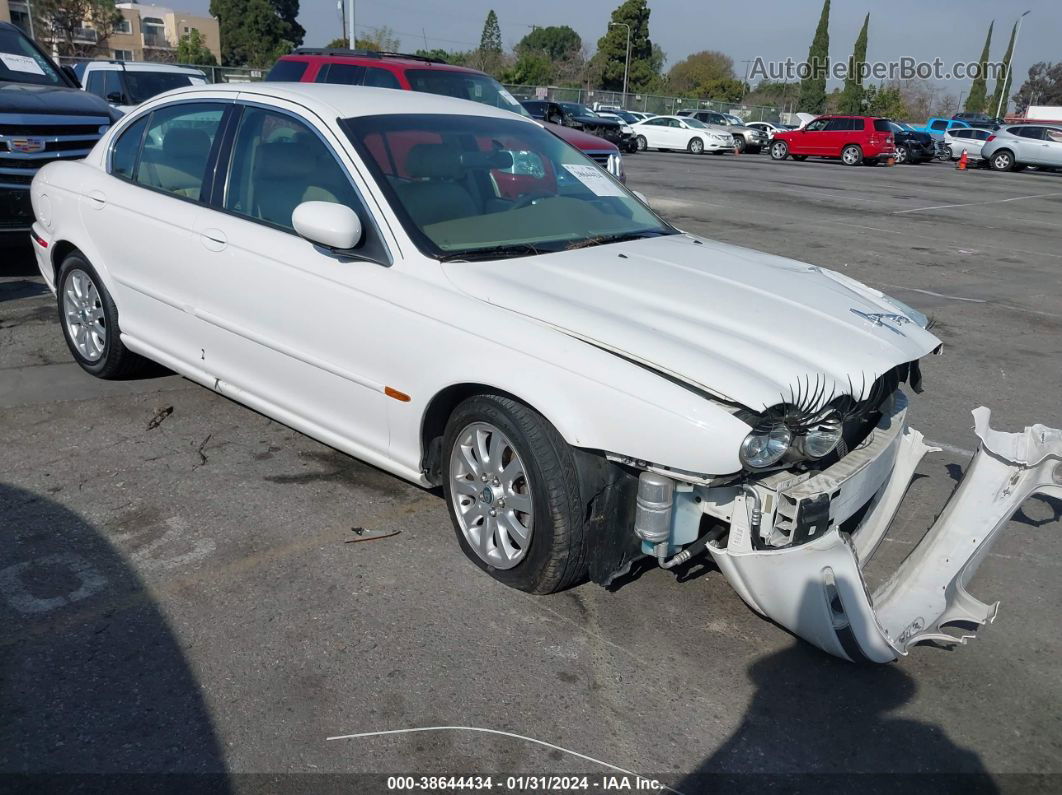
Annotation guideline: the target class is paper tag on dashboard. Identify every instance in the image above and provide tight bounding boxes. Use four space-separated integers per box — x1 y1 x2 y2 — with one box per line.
0 53 46 76
562 164 626 197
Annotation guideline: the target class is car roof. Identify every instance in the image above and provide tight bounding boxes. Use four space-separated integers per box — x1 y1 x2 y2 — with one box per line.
279 50 482 75
85 61 206 75
153 82 538 123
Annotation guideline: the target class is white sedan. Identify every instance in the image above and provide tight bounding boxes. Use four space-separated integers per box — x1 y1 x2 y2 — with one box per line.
29 83 1060 663
632 115 735 154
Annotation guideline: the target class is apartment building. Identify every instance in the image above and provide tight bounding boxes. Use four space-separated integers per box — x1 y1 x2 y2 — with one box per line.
0 1 221 64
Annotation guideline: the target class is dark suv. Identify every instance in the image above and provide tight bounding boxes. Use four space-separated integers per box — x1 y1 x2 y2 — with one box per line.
1 22 117 237
266 49 624 180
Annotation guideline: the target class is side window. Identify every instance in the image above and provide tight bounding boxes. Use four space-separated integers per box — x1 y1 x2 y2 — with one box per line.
103 70 124 102
930 120 948 131
110 115 149 179
85 71 105 98
1017 127 1045 139
135 103 225 200
223 107 361 232
805 119 828 132
975 130 992 140
364 67 400 88
1046 129 1062 143
824 118 851 131
265 59 309 82
953 130 970 139
318 63 365 85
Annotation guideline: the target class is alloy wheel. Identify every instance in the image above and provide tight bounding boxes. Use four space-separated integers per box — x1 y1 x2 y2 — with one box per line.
448 422 534 570
62 268 106 362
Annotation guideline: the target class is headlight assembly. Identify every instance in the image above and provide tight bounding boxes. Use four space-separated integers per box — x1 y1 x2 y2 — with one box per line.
797 411 843 459
739 422 792 468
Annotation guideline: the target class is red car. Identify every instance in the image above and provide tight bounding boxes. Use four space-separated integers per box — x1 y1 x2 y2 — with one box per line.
769 116 895 166
266 49 624 180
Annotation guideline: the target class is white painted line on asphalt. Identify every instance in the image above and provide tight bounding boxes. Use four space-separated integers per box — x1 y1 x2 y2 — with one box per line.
891 191 1062 214
327 726 686 794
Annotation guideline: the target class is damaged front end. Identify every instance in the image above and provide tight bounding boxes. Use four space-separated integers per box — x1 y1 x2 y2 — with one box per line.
626 392 1062 662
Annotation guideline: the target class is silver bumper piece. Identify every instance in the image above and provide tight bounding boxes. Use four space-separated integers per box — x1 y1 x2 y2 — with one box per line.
708 407 1062 662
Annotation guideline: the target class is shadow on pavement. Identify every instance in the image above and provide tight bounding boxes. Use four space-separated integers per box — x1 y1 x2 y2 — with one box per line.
674 583 998 795
0 482 229 789
1 237 39 278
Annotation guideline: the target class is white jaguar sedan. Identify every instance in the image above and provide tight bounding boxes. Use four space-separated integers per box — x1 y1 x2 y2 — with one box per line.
631 115 734 154
30 84 1060 663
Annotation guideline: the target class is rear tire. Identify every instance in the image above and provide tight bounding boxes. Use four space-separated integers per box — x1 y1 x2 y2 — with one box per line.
57 253 149 379
688 137 704 154
733 136 746 154
635 136 647 151
895 145 910 165
841 144 864 166
990 150 1015 171
442 395 587 595
770 141 789 160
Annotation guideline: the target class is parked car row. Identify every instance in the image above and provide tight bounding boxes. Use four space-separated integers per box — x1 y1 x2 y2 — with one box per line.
31 73 1057 665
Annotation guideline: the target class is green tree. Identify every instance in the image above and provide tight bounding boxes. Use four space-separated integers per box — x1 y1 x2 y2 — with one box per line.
516 26 581 61
865 83 907 119
837 13 869 114
271 0 304 49
480 9 502 53
989 21 1017 118
210 0 296 67
594 0 660 93
35 0 123 57
667 51 734 95
1013 62 1062 114
964 21 994 113
798 0 830 113
176 28 217 65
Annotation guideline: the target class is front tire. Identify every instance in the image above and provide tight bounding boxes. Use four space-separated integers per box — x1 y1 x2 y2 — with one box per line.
57 253 148 379
443 395 586 594
841 144 864 166
688 137 704 154
770 141 789 160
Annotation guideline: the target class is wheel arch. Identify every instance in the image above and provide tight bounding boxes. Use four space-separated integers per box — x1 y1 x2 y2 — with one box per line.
420 382 546 486
50 239 81 285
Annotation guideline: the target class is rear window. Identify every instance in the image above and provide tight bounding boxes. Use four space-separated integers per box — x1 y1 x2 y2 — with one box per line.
265 59 309 82
873 119 892 132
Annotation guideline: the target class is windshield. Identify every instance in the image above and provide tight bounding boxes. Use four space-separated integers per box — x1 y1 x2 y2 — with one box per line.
404 68 529 117
724 114 743 125
560 103 596 117
342 113 675 259
684 118 709 129
122 71 197 104
0 26 65 87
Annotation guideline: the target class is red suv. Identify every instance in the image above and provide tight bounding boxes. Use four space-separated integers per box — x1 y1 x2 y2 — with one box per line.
266 49 624 180
769 116 895 166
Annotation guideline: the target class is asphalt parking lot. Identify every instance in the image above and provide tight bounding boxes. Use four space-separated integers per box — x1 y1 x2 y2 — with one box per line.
2 154 1060 791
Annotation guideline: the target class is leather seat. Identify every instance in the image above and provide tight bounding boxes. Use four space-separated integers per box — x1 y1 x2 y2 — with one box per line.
138 127 212 198
392 143 478 227
251 142 344 228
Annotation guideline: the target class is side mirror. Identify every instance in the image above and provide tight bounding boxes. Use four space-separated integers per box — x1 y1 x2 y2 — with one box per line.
292 201 363 251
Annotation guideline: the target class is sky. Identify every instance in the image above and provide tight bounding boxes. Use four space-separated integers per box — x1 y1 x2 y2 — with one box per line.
177 0 1057 101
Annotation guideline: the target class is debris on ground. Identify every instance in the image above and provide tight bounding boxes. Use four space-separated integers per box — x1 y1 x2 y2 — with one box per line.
146 406 174 430
344 527 402 544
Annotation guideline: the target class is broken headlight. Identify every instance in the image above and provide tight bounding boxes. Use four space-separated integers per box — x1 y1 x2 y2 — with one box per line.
739 422 791 468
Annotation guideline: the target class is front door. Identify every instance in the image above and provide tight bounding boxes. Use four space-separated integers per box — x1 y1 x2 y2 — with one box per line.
792 118 828 155
191 101 393 459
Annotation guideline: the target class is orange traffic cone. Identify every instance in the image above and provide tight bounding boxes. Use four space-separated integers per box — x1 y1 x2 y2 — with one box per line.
956 150 968 170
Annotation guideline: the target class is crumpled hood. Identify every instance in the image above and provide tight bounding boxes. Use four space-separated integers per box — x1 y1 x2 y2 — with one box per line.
442 234 941 410
0 81 114 117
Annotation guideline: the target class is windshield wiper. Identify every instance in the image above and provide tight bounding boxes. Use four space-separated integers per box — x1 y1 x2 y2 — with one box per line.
565 230 673 250
437 243 545 262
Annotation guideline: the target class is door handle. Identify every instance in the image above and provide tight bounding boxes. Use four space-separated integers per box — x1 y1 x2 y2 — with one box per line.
86 189 106 209
200 228 227 252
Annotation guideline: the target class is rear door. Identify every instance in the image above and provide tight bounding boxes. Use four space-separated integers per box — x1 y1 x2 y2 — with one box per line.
1043 128 1062 167
1013 126 1049 164
821 117 854 156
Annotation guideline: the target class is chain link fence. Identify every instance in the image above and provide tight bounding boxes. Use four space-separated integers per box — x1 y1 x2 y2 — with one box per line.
502 85 780 123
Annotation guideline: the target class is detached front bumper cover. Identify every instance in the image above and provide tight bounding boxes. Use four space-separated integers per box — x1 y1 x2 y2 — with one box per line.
709 408 1062 663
